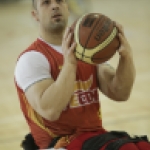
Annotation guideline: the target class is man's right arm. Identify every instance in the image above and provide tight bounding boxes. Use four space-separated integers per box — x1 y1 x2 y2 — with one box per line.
17 28 77 121
25 62 76 121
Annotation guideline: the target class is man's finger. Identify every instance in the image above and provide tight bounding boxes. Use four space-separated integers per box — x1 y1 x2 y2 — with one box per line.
115 22 125 36
63 27 70 40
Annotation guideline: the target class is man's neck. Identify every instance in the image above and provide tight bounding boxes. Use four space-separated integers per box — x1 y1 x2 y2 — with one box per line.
40 30 64 46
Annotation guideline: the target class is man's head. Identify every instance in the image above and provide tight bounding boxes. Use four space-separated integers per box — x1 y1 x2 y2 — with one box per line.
32 0 69 34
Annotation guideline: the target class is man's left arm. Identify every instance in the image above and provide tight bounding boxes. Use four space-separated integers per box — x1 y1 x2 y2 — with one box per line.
97 23 136 101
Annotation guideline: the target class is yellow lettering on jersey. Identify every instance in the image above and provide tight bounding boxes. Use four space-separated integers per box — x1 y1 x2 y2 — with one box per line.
70 95 80 107
59 65 62 70
98 109 102 119
74 75 93 92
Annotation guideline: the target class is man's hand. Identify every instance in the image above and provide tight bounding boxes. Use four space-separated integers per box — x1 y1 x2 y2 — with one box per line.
116 23 133 59
62 27 77 66
97 22 136 101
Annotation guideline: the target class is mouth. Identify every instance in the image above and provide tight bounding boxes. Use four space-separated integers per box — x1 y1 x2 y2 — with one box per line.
52 13 62 19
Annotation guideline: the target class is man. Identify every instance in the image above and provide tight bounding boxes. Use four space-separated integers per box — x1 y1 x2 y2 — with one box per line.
15 0 149 150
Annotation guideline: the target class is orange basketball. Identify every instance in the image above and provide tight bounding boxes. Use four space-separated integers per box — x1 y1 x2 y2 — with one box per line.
70 13 120 64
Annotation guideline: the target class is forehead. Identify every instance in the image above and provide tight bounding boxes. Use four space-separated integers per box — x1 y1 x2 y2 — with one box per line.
36 0 67 3
34 0 68 9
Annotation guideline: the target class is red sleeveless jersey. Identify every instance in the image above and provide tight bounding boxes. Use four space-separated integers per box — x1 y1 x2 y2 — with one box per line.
15 39 103 149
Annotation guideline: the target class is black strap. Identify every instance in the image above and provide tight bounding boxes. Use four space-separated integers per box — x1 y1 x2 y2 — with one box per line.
105 135 150 150
22 132 149 150
21 133 39 150
47 136 61 148
82 131 130 150
21 133 61 150
105 138 132 150
132 135 150 143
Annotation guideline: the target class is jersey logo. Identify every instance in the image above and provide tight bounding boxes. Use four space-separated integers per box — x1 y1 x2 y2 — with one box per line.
67 75 99 109
59 66 62 70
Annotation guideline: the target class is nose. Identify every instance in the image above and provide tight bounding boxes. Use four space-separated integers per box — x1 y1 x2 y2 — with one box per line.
51 0 60 10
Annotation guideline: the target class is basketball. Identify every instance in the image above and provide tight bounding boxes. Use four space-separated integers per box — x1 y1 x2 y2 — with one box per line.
70 13 120 64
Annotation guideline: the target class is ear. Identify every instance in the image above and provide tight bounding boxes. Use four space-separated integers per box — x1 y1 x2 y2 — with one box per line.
32 9 39 22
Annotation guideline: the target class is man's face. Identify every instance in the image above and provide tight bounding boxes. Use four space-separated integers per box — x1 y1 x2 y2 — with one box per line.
33 0 69 33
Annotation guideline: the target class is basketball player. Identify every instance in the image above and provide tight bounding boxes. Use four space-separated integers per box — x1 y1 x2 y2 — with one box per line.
14 0 150 150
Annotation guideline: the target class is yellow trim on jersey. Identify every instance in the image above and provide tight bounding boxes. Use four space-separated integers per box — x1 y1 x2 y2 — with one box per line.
98 108 102 120
22 94 57 138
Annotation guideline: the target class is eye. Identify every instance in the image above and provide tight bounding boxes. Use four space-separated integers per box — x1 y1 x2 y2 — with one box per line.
56 0 63 3
43 0 50 5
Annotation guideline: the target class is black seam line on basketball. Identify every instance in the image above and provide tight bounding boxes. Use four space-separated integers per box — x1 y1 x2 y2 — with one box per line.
93 55 113 59
92 56 111 60
82 15 104 58
92 27 118 59
76 50 112 59
81 15 105 59
93 45 116 60
97 28 117 51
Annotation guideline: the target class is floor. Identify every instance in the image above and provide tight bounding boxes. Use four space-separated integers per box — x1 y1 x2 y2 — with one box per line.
0 0 150 149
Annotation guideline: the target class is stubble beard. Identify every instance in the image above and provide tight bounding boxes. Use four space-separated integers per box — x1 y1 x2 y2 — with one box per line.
47 19 67 34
